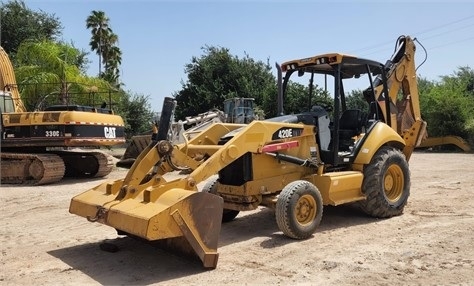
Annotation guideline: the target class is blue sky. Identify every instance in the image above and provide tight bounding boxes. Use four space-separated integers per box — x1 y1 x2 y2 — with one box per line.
22 0 474 111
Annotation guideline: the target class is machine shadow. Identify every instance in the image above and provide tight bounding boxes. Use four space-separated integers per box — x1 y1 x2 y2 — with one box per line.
219 203 379 249
49 203 379 284
52 176 107 186
0 176 106 188
48 237 205 285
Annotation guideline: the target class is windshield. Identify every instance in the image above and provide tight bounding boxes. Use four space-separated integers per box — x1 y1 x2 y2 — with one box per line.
0 92 15 113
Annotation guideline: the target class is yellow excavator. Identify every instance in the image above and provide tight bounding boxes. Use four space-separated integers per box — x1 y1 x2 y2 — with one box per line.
0 46 125 185
70 35 426 268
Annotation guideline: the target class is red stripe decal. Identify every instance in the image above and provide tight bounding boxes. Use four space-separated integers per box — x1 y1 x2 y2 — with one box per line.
261 141 299 153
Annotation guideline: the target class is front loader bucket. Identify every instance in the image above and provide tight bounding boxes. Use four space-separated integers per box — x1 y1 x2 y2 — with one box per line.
69 181 224 268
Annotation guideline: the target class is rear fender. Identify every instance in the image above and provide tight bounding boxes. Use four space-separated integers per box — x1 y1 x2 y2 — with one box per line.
354 122 405 165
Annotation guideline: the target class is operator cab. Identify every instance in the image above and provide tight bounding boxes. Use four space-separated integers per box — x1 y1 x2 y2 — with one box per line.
0 91 16 113
278 53 388 169
223 97 256 124
0 91 16 135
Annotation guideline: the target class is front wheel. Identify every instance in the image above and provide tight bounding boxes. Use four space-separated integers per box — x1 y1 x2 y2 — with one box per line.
358 146 410 218
276 180 323 239
202 178 240 222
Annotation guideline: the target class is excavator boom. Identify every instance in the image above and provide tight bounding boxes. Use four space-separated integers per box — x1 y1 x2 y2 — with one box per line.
0 47 26 112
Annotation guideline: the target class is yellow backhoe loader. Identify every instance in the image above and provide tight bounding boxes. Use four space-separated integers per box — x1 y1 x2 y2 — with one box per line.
70 35 426 268
0 46 125 185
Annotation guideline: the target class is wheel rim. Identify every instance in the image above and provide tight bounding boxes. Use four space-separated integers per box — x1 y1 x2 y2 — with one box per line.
384 164 404 203
295 194 317 225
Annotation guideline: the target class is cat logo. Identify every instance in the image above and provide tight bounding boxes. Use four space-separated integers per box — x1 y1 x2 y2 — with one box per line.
104 126 116 139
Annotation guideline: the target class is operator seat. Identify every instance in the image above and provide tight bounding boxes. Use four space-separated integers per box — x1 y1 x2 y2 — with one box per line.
339 109 367 151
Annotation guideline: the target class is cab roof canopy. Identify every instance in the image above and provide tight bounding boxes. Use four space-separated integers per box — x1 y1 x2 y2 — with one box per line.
281 53 385 79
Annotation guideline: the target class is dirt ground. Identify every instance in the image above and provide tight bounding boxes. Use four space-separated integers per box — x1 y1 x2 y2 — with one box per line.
1 152 473 285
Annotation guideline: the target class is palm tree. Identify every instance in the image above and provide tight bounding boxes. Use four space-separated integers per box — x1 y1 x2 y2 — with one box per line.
101 32 122 85
86 10 111 76
103 44 122 86
86 10 122 84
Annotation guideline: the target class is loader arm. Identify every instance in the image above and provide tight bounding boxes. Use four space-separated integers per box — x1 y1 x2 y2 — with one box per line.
113 119 317 200
176 120 316 192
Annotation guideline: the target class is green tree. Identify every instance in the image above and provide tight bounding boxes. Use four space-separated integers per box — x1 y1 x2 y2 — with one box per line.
86 10 121 85
417 76 435 98
0 0 62 57
271 81 331 117
422 90 468 137
15 40 115 110
419 67 474 142
86 10 109 75
174 46 275 119
440 66 474 97
101 44 122 84
345 89 367 111
116 92 154 137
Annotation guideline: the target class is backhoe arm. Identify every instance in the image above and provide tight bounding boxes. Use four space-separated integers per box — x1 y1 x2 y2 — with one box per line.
373 36 427 160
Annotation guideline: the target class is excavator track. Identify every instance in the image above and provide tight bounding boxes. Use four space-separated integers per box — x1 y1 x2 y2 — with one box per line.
0 153 65 185
54 150 114 178
1 150 114 185
90 151 114 178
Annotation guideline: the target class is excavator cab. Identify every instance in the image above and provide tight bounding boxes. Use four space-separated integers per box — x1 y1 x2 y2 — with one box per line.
223 97 256 123
0 91 15 113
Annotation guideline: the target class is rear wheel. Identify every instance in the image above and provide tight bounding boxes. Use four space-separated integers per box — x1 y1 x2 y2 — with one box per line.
358 146 410 218
276 180 323 239
202 178 240 222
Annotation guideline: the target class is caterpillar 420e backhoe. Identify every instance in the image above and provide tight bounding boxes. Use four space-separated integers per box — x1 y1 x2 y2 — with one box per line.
70 35 426 268
0 46 125 185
